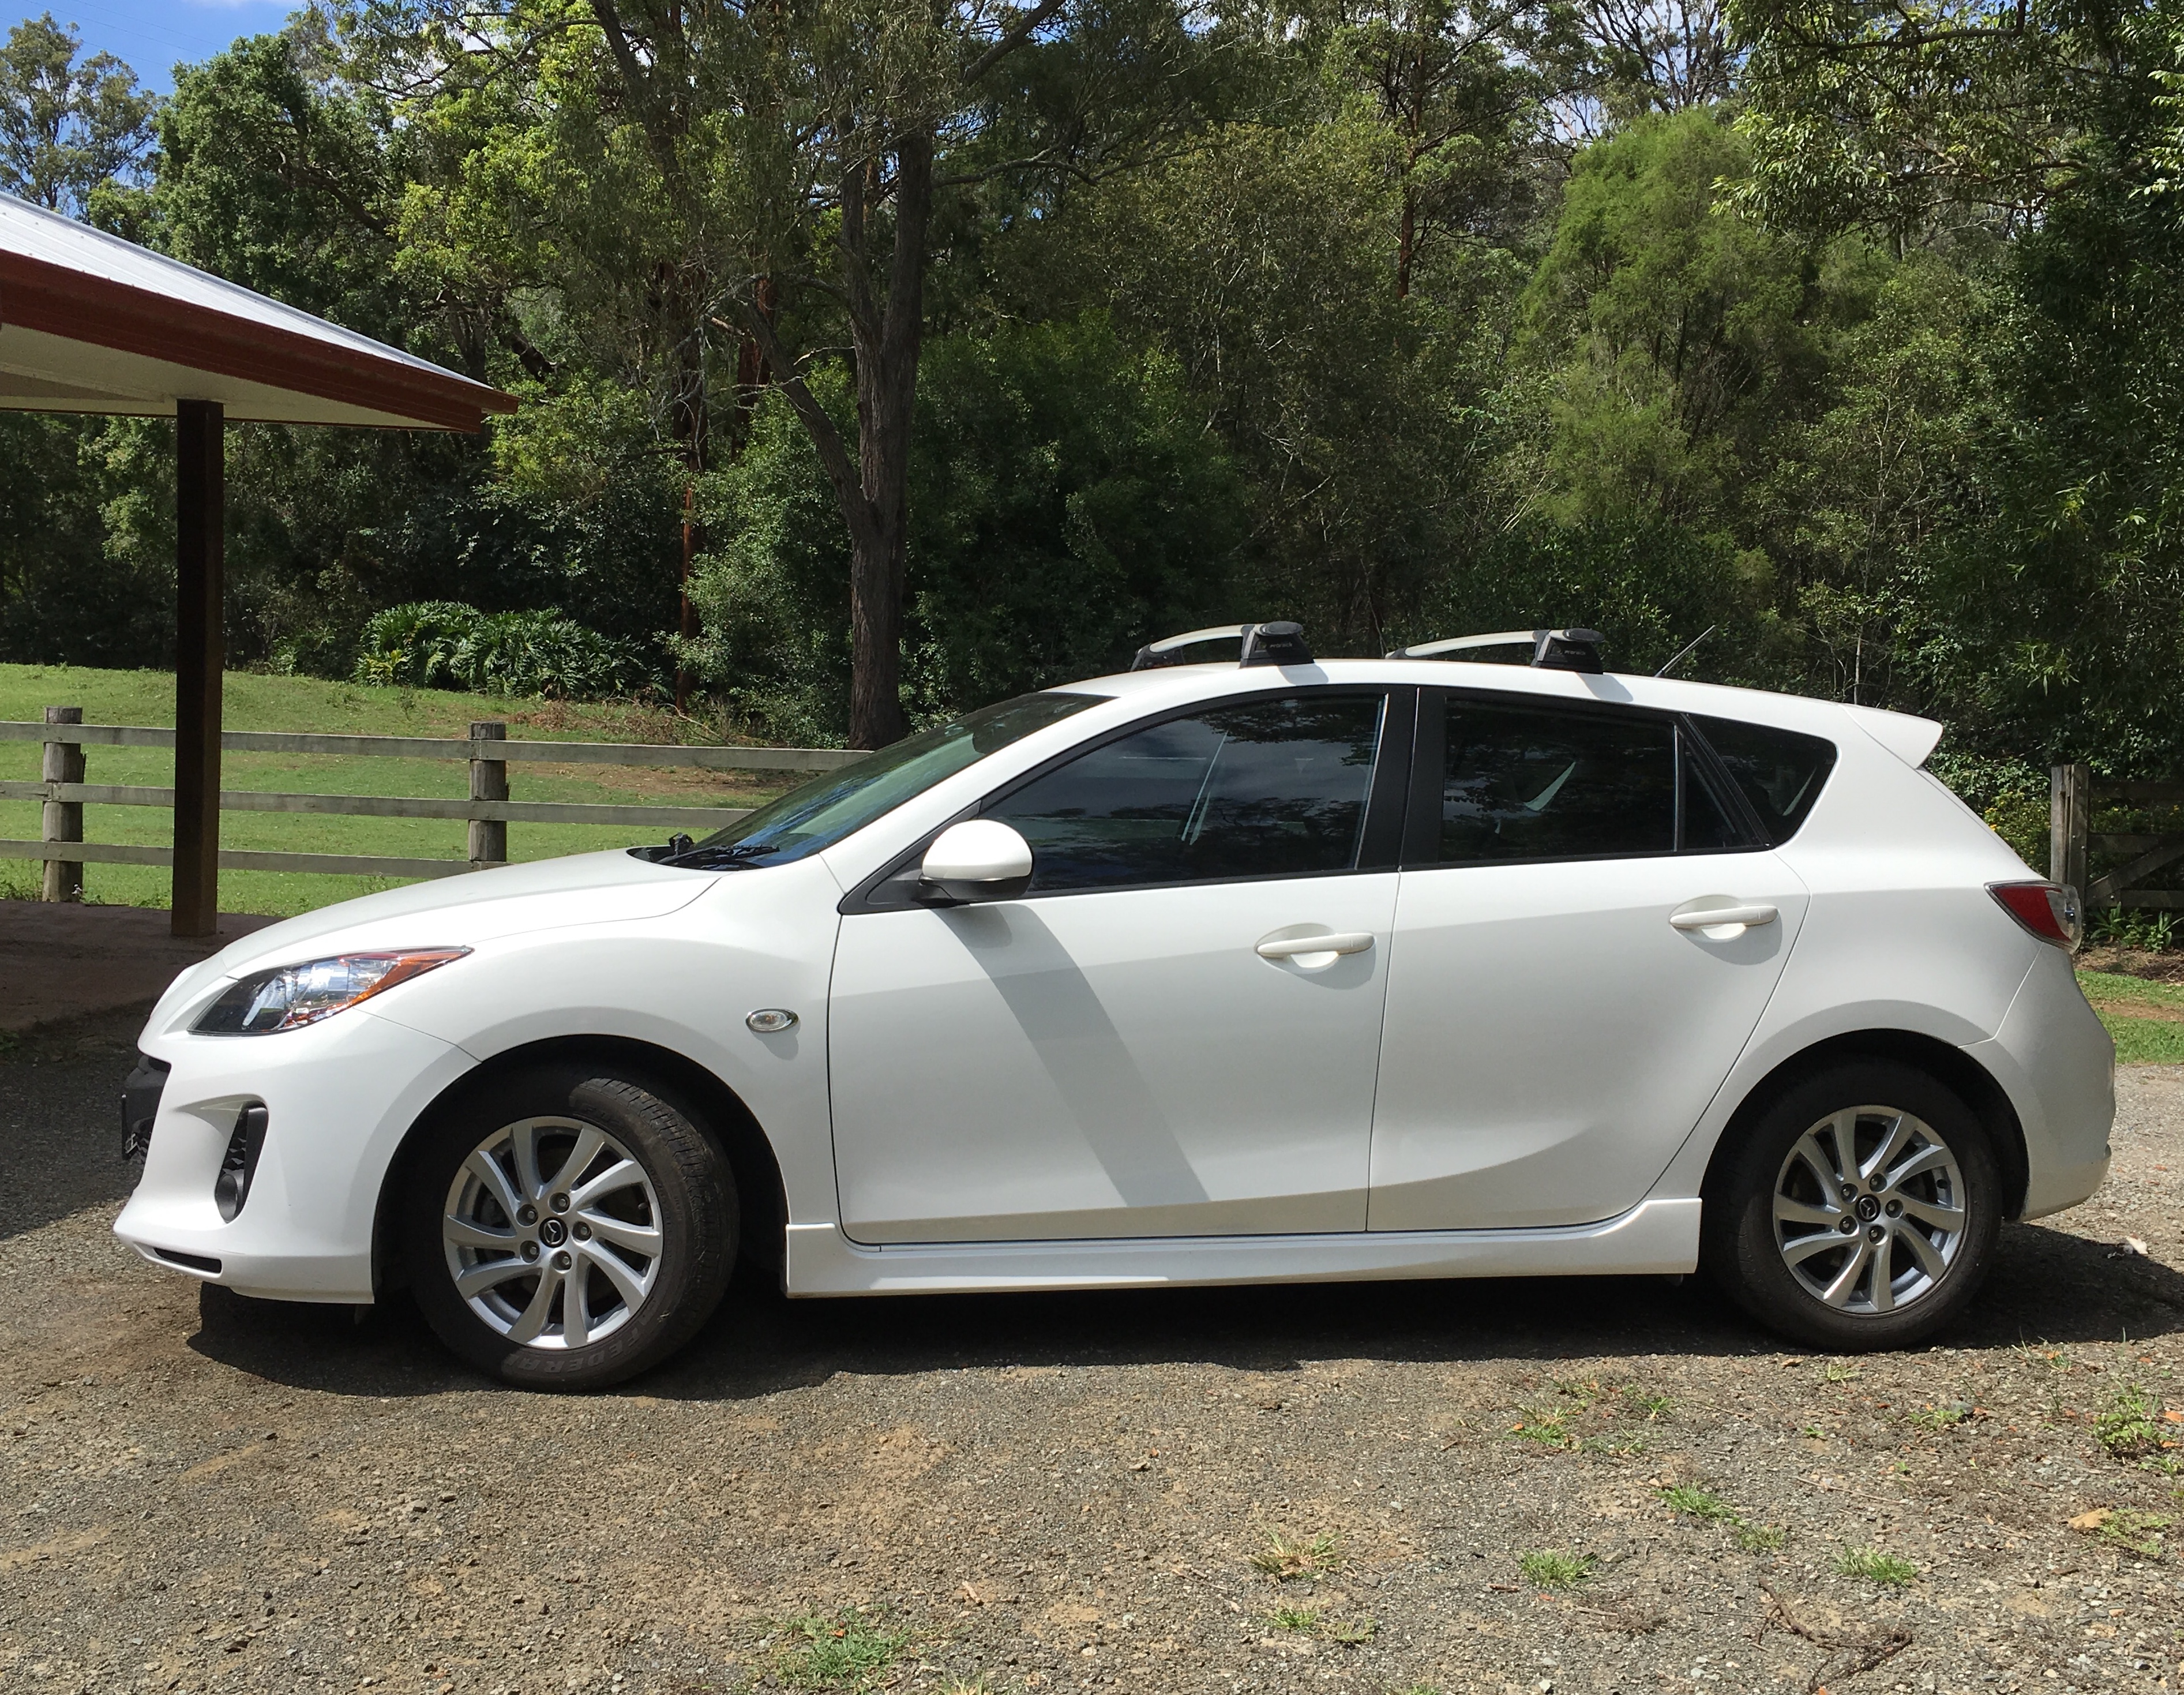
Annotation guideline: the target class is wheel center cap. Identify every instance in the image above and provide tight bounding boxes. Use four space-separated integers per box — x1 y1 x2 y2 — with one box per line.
1855 1195 1881 1222
539 1217 568 1247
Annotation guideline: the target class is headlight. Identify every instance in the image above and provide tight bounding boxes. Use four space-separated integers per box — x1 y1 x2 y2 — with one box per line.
193 949 470 1035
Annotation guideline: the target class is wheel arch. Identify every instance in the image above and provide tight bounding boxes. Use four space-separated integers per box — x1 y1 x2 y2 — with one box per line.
370 1035 789 1299
1700 1030 2030 1221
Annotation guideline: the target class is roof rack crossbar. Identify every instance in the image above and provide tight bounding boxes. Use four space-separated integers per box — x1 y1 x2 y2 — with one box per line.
1386 627 1607 675
1131 621 1314 670
1384 629 1541 660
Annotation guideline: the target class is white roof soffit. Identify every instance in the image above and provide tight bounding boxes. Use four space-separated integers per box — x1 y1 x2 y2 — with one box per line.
0 193 516 432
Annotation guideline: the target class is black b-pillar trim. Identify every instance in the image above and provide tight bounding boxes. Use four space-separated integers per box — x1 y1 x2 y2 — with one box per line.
172 399 224 939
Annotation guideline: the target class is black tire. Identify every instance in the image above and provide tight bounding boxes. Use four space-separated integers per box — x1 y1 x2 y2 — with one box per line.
403 1065 735 1390
1701 1059 2001 1352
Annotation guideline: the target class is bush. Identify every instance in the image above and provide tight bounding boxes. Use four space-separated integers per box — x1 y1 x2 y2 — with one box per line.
354 601 662 700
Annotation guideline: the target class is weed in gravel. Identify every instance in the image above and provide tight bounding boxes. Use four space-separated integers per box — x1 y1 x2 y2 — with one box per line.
1834 1547 1918 1586
1518 1549 1596 1588
1661 1485 1735 1521
1267 1604 1319 1633
1662 1485 1785 1552
1909 1402 1973 1430
1251 1527 1341 1580
1823 1361 1861 1384
1326 1617 1379 1644
2095 1385 2169 1461
1506 1409 1577 1449
2097 1510 2172 1557
775 1610 913 1690
1624 1387 1673 1421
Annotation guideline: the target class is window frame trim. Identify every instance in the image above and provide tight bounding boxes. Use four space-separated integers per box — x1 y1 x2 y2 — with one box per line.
838 684 1419 914
1401 685 1774 872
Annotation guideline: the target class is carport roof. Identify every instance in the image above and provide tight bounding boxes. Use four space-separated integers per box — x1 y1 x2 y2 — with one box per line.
0 192 516 432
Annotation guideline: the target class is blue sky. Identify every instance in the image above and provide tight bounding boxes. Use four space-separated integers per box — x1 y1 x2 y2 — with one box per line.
11 0 294 95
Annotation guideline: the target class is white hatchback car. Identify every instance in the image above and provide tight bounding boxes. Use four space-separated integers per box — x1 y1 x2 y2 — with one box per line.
116 624 2113 1387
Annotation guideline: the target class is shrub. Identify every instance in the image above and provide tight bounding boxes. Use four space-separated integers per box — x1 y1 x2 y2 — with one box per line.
354 601 662 700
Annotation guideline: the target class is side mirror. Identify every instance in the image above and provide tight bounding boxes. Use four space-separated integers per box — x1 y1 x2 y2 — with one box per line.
918 820 1033 905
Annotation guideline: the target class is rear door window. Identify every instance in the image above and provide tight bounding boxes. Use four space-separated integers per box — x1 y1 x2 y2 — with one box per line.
1426 695 1755 864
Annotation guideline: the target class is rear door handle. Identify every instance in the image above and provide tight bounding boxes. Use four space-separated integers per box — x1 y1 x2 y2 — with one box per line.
1669 903 1778 932
1256 931 1375 959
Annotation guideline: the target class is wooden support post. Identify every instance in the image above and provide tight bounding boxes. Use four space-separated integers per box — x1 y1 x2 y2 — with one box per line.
172 399 224 937
2051 762 2091 895
40 705 84 902
468 721 508 868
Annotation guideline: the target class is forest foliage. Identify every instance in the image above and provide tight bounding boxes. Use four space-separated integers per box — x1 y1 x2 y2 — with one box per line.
1 0 2181 772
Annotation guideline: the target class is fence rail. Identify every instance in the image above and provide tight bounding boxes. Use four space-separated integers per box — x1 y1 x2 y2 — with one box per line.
3 711 854 893
2051 763 2184 908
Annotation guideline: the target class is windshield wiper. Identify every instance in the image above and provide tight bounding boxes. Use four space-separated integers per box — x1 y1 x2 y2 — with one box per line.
663 840 774 870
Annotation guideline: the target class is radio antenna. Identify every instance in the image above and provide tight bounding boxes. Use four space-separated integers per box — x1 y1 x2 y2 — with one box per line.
1654 626 1715 678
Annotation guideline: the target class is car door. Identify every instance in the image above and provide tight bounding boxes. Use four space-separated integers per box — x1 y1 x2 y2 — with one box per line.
828 687 1411 1243
1368 689 1815 1231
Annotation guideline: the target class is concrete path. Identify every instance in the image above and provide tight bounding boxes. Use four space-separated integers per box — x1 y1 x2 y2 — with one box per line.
0 901 279 1032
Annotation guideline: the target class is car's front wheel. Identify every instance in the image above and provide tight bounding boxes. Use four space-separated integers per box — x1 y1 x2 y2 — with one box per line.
403 1065 735 1390
1703 1059 2002 1351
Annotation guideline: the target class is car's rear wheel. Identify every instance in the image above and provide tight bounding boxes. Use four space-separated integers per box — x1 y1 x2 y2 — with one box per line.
403 1066 735 1390
1703 1059 2001 1351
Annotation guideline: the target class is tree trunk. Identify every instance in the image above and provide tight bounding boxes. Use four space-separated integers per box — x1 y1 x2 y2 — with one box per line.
842 132 933 749
666 288 711 713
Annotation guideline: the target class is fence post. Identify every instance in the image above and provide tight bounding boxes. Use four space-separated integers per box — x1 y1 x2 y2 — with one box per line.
468 721 508 869
41 705 84 902
2051 762 2091 894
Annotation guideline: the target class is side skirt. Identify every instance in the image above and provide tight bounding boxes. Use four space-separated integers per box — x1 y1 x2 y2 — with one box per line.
782 1197 1701 1296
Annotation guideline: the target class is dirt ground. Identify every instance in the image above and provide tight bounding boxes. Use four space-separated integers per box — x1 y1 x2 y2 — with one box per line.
3 1008 2181 1695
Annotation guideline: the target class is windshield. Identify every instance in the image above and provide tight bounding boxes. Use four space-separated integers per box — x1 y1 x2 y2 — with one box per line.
676 692 1104 868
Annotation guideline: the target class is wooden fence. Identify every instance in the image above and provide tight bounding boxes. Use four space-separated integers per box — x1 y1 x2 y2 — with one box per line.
2050 763 2184 907
2 710 857 898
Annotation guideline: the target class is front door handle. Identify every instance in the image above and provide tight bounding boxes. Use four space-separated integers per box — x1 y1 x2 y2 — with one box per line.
1669 902 1778 933
1256 931 1376 959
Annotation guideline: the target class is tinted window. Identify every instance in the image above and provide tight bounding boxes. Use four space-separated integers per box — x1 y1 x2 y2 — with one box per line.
990 693 1386 892
1439 700 1676 862
1691 715 1838 845
683 692 1099 867
1681 749 1746 852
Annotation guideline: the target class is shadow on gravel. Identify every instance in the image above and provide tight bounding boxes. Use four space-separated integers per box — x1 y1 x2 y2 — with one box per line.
183 1216 2184 1402
0 1006 147 1242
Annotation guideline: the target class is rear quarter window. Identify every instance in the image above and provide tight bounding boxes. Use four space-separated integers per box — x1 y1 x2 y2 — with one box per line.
1690 715 1838 845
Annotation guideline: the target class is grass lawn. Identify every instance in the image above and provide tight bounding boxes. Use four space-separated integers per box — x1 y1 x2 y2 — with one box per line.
1 663 802 916
2074 968 2184 1064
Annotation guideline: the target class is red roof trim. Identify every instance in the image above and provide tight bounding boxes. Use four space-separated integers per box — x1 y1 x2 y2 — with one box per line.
0 250 518 432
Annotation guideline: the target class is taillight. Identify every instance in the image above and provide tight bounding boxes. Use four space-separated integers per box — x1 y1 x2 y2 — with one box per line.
1989 882 2084 950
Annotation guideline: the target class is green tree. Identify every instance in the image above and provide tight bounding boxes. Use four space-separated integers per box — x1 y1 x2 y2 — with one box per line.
1519 110 1823 530
685 313 1246 737
0 13 156 218
397 0 1217 745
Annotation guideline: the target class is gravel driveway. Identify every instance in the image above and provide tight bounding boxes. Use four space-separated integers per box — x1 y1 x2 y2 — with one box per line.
3 1008 2181 1695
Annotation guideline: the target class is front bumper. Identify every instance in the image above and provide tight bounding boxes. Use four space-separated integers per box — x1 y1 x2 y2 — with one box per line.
114 1007 475 1303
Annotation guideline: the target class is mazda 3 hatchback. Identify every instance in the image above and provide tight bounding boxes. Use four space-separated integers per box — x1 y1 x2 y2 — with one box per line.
115 624 2114 1387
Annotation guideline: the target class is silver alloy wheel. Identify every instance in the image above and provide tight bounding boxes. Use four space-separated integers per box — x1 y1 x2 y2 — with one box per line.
1773 1104 1968 1316
441 1115 664 1349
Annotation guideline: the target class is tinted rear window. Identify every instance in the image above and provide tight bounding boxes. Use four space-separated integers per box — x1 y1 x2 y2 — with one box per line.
1691 715 1838 845
1440 699 1677 862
